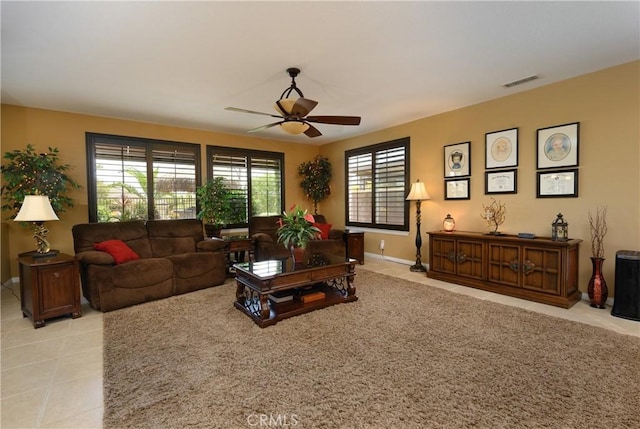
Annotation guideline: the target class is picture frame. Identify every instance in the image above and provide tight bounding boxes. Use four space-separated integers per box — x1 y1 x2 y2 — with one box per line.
536 169 579 198
536 122 579 169
445 178 470 200
485 169 517 194
485 128 518 169
444 141 471 177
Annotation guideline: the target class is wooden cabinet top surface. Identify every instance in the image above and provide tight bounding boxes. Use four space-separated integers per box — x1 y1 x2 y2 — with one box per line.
427 230 582 246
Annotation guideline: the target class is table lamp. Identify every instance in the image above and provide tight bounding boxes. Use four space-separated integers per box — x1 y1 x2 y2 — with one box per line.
14 195 60 258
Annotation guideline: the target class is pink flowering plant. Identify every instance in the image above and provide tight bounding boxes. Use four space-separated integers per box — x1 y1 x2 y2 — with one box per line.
277 205 320 249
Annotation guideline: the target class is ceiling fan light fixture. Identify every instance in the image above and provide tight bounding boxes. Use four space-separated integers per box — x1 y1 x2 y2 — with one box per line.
273 98 296 116
280 121 309 135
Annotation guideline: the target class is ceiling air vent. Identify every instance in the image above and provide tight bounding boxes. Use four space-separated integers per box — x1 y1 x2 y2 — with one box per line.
502 74 539 88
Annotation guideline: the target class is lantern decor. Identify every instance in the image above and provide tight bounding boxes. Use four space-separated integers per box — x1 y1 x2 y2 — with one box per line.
551 213 569 241
443 214 455 232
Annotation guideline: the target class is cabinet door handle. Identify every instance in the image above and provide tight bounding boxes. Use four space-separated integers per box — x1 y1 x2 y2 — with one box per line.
447 251 456 263
53 272 60 278
523 260 536 275
509 260 519 272
456 252 467 264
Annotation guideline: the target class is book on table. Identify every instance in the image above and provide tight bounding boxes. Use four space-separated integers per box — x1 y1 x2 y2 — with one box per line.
268 290 294 303
295 291 326 303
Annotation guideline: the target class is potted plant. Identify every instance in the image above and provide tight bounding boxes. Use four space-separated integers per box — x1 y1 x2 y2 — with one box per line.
587 206 608 308
298 155 332 215
196 177 233 238
1 144 80 218
277 205 320 261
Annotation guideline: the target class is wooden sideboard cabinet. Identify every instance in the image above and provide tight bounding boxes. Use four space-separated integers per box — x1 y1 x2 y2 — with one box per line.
18 253 82 328
427 231 582 308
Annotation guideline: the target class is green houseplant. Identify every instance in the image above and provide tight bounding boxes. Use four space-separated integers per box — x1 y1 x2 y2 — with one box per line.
297 155 332 215
196 177 233 237
277 205 320 251
1 144 80 218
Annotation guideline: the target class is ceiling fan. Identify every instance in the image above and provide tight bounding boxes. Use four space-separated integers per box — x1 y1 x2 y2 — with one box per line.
225 67 361 138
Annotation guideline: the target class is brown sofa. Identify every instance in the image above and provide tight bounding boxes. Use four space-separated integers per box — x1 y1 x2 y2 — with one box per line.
249 214 346 261
72 219 227 312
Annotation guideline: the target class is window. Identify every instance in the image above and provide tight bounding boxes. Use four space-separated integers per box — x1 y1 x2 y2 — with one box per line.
345 138 410 230
206 146 284 227
86 133 201 222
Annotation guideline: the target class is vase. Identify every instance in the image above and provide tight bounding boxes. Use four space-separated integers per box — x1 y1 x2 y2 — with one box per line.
588 257 608 309
290 246 306 265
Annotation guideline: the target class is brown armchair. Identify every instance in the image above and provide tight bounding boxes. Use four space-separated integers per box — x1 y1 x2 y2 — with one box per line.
249 214 346 262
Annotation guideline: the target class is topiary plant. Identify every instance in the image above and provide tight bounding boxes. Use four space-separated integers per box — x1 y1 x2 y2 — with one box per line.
297 155 332 214
1 144 80 218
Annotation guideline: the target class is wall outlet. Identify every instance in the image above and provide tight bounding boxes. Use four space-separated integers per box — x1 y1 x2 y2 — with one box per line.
379 240 385 250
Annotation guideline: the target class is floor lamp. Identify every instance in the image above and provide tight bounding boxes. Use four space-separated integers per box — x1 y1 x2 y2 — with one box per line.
406 179 430 272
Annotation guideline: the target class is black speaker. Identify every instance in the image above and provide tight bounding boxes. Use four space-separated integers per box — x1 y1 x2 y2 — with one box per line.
611 250 640 321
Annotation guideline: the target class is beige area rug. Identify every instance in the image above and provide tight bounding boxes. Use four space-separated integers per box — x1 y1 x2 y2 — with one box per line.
104 270 640 429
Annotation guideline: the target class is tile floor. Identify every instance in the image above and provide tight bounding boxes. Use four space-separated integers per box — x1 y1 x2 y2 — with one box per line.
2 258 638 428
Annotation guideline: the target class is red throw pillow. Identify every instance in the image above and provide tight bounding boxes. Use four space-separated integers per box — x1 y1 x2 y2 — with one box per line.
93 239 140 264
313 223 332 240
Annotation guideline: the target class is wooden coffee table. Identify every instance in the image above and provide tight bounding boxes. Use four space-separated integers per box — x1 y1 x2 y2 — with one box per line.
233 253 358 327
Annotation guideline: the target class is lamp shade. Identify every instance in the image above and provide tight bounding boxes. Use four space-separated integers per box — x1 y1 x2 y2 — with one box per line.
279 121 310 135
14 195 59 222
406 180 431 201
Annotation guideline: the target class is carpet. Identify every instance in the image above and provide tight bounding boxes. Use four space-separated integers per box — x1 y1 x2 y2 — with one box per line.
103 270 640 429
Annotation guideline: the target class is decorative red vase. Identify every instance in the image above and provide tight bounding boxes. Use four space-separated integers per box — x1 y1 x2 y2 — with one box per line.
588 257 608 309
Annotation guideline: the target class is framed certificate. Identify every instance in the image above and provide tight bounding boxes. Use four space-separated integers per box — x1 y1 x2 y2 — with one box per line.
485 128 518 169
536 169 578 198
485 169 517 194
445 178 470 200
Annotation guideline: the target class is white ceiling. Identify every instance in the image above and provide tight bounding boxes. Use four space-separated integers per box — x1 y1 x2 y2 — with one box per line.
2 1 639 145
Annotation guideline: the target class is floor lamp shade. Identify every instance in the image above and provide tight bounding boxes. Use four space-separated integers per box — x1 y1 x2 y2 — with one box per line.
406 180 430 272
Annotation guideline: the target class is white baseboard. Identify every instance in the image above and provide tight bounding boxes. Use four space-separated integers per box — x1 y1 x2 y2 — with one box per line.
364 252 418 267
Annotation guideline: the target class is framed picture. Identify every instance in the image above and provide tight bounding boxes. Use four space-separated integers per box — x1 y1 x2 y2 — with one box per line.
444 141 471 177
485 169 517 194
536 169 579 198
485 128 518 169
537 122 579 169
445 178 470 200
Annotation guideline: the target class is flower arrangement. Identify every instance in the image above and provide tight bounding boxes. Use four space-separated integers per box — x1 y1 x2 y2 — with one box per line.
277 205 320 249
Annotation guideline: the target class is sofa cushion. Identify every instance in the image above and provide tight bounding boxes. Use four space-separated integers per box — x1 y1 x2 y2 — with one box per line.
72 221 153 258
313 222 332 240
146 219 204 257
94 239 140 264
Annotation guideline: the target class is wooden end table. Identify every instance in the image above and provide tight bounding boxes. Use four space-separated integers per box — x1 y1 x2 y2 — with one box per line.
18 253 81 328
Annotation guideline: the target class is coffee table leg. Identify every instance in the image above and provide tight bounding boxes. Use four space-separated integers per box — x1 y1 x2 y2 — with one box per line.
235 281 245 305
259 294 270 320
346 275 356 297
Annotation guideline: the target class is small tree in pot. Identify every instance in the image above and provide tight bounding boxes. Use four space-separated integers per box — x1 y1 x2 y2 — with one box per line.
1 144 80 218
298 155 332 215
196 177 233 238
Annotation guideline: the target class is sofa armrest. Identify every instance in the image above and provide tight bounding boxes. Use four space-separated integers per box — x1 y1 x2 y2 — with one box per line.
252 233 274 243
75 250 115 265
328 229 344 240
197 238 226 252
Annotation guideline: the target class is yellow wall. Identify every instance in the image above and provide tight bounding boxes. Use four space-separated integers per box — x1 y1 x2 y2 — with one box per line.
0 107 320 277
2 61 638 297
320 61 640 295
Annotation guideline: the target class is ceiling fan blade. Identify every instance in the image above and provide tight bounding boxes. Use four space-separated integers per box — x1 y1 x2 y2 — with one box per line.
304 124 323 138
306 115 361 126
247 121 283 133
290 98 318 117
225 107 283 119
